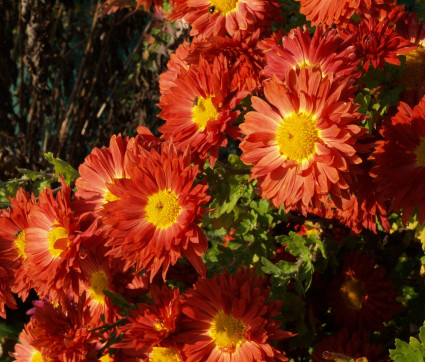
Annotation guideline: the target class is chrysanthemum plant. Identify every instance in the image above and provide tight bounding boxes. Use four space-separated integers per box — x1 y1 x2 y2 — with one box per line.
2 0 425 361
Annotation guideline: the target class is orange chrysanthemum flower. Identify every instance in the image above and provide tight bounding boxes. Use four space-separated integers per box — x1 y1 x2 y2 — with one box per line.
328 252 401 330
102 141 210 280
23 178 83 304
177 269 293 361
295 0 362 27
345 17 415 71
240 67 364 214
169 0 281 38
11 321 50 362
312 328 383 362
117 284 181 356
371 99 425 224
28 295 100 361
263 26 360 85
158 55 241 166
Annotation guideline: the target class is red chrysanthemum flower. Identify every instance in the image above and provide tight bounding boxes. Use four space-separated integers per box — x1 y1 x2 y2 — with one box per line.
28 294 100 361
263 25 360 86
295 0 362 27
169 0 281 38
176 269 293 361
117 284 181 356
11 321 50 362
396 12 425 105
23 178 83 304
240 67 364 214
328 251 401 330
101 141 210 280
371 99 425 224
345 17 414 71
158 55 241 166
312 328 383 362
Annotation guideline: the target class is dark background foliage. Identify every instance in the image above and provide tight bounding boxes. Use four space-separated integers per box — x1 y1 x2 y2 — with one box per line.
0 0 189 181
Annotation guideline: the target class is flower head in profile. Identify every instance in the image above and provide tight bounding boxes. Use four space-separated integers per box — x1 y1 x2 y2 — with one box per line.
371 98 425 224
346 17 414 71
158 55 241 166
169 0 281 38
102 141 210 280
176 269 293 361
240 67 364 214
11 321 50 362
328 251 401 330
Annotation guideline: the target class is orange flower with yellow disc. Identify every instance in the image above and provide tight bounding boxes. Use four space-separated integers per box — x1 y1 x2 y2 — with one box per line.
240 67 364 215
176 269 293 361
101 141 210 280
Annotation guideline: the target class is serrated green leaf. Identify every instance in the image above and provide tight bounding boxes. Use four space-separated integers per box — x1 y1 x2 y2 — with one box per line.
261 257 282 276
389 321 425 361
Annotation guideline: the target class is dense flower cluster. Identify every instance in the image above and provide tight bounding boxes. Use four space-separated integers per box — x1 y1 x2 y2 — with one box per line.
3 0 422 360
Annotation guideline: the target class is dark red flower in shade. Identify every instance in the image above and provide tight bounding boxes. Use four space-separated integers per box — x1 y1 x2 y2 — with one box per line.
176 269 294 361
10 321 50 361
158 55 241 166
396 12 425 106
345 18 415 71
28 294 100 361
295 0 362 28
312 328 383 362
263 25 360 85
328 251 402 330
23 178 83 305
240 67 364 215
117 284 182 357
169 0 281 39
371 98 425 224
101 141 210 281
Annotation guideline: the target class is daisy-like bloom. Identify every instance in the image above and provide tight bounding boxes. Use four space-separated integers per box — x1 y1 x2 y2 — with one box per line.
169 0 281 38
263 26 360 88
28 294 100 361
102 141 210 280
23 177 83 304
0 188 35 317
295 0 362 27
328 251 401 330
176 269 293 361
240 67 364 215
117 284 181 357
312 328 383 362
11 321 50 362
371 99 425 224
158 55 241 166
345 17 415 71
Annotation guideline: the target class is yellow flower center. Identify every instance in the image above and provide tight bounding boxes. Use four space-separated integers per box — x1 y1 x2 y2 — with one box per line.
209 310 246 352
31 350 50 362
104 189 120 203
208 0 239 14
14 230 27 259
276 112 319 162
145 190 181 229
402 46 425 91
46 224 70 258
89 270 109 304
415 137 425 167
99 353 113 362
149 347 181 362
192 96 219 131
340 277 365 310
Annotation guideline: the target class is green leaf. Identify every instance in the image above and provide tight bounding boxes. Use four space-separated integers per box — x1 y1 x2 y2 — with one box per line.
44 152 79 185
390 321 425 361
